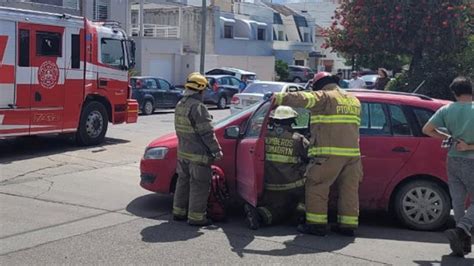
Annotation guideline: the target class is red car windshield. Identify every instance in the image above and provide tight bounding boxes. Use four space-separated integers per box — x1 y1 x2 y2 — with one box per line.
213 102 261 128
243 83 283 94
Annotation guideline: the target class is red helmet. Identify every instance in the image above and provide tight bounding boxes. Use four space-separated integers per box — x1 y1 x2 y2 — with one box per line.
312 71 336 91
313 71 332 83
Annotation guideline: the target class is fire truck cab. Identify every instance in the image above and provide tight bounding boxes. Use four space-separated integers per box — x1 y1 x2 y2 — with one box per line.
0 7 138 145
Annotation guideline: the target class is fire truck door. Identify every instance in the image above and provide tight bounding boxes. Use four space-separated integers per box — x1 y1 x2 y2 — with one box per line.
30 24 65 131
0 22 32 137
0 20 16 109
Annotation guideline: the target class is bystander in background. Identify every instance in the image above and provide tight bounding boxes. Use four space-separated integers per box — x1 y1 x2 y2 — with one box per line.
422 76 474 257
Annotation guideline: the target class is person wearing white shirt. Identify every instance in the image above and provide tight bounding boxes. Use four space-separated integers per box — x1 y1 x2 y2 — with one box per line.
348 71 366 88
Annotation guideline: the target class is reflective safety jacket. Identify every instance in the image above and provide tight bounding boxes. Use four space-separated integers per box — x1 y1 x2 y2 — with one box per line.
274 84 361 157
264 126 309 191
175 93 222 164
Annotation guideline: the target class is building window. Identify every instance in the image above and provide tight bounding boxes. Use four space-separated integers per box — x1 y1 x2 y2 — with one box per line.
278 31 284 41
29 0 62 6
304 33 310 42
224 25 233 39
29 0 79 9
257 28 266 41
294 60 304 66
93 0 108 20
63 0 79 9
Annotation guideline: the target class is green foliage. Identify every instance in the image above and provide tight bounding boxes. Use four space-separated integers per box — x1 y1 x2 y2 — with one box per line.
346 53 410 73
385 72 408 92
324 0 473 99
128 68 140 77
275 60 289 81
456 35 474 79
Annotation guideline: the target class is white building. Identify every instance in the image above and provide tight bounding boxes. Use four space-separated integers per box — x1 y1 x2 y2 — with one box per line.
128 1 275 84
273 0 349 73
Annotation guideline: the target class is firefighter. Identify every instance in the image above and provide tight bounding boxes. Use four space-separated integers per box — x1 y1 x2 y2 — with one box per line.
172 72 223 226
273 72 363 237
244 106 309 230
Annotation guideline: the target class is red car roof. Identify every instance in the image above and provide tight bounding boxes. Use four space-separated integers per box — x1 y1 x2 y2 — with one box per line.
349 90 451 110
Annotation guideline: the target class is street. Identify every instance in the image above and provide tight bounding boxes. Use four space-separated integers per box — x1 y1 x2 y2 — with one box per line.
1 109 473 265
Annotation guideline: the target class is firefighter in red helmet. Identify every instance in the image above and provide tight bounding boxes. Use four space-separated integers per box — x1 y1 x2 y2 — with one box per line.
273 72 363 236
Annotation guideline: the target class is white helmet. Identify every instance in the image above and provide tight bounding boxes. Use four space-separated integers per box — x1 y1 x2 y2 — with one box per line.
270 106 298 120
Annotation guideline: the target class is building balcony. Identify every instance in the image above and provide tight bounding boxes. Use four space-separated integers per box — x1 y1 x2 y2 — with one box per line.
273 40 314 51
130 24 180 39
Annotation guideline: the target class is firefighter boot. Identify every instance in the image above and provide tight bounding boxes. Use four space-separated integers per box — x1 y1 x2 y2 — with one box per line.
331 225 355 237
244 204 261 230
188 218 213 227
297 223 328 236
445 227 469 257
464 235 472 255
173 215 187 221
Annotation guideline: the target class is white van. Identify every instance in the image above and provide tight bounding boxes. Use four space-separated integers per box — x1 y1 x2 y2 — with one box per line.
205 67 257 84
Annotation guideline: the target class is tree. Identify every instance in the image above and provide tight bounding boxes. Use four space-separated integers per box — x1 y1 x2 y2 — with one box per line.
275 60 289 81
324 0 473 99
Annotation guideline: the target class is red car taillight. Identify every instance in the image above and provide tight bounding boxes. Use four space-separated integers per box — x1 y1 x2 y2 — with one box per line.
231 95 240 105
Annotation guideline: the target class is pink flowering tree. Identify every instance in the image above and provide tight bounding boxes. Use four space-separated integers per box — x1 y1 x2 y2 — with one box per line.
324 0 473 98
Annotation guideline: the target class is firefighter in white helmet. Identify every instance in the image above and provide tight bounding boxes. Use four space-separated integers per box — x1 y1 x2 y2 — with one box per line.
244 106 309 229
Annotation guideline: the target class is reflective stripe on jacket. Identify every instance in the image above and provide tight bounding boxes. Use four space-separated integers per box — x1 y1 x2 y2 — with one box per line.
274 85 361 157
264 126 309 189
175 93 221 164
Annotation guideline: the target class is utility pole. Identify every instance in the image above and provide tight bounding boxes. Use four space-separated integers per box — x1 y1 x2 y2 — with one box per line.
139 0 144 37
199 0 207 74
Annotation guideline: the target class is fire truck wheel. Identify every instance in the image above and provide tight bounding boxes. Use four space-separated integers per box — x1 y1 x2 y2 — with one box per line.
76 101 109 146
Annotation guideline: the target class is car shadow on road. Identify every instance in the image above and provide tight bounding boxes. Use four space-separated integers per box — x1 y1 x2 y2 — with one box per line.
0 135 129 164
127 193 207 243
126 194 468 258
218 211 355 258
413 255 474 266
126 193 174 219
140 221 204 243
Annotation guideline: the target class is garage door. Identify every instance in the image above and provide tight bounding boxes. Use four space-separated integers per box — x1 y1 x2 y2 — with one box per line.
148 54 173 82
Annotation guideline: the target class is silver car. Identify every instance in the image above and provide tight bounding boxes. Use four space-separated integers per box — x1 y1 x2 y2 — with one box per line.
230 82 305 114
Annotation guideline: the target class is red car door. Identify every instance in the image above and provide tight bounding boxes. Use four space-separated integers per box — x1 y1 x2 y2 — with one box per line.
359 102 420 209
235 101 271 206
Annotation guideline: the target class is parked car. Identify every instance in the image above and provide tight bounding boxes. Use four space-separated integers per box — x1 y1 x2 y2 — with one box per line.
230 82 305 114
206 67 257 84
140 89 451 231
361 74 379 89
204 75 242 109
287 65 315 83
130 77 183 115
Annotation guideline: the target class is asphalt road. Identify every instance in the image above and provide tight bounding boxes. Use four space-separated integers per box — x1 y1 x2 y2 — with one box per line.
0 108 473 265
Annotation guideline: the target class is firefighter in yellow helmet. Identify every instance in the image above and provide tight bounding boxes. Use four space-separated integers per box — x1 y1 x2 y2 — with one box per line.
172 72 223 226
244 106 309 229
273 72 363 236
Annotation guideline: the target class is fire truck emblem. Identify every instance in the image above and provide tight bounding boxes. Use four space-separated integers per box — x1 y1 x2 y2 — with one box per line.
38 61 59 89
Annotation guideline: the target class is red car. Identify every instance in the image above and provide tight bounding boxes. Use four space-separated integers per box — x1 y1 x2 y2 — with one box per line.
140 90 451 231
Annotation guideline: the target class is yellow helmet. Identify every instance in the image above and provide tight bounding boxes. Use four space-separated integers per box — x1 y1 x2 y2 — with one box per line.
185 72 208 91
270 106 298 120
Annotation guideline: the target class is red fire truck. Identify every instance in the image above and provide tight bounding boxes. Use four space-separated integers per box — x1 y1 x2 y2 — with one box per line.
0 7 138 145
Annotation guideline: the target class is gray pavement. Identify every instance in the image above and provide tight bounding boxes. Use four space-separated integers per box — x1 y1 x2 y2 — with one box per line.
1 108 473 265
